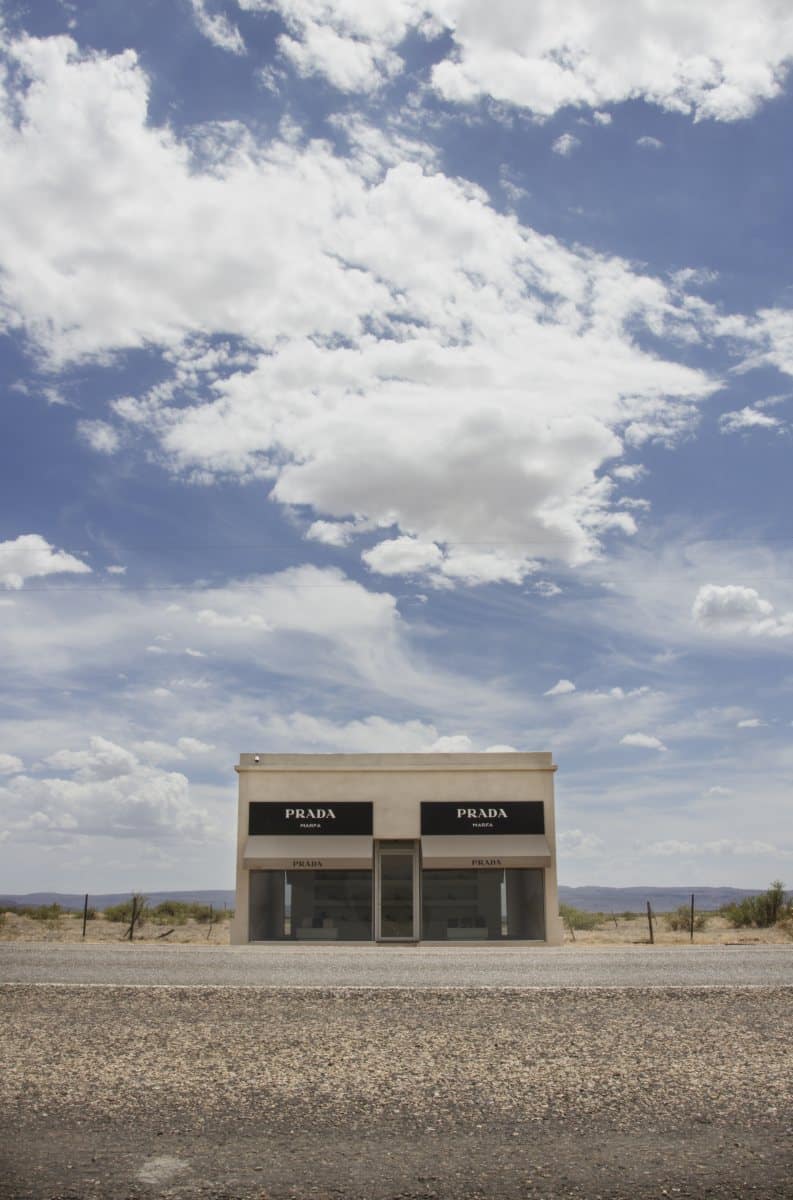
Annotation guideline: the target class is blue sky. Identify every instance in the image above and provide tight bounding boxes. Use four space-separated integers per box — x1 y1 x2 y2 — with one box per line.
2 0 793 893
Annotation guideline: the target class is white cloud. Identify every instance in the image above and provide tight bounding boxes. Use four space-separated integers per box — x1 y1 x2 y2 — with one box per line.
719 405 782 433
737 717 764 728
107 564 127 575
260 714 516 754
45 735 138 780
2 736 213 842
0 534 90 590
702 839 779 856
133 740 185 764
612 464 645 481
592 111 612 125
77 419 120 454
532 579 562 597
636 135 664 149
646 839 696 855
177 737 215 752
649 837 782 856
704 785 734 797
363 536 444 577
692 583 793 638
252 1 793 122
552 133 580 157
558 829 604 858
620 731 667 751
0 34 727 586
716 307 793 378
0 753 24 775
189 0 246 54
545 679 576 696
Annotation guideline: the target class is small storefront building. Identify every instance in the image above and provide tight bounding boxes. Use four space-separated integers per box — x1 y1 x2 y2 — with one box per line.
231 752 563 945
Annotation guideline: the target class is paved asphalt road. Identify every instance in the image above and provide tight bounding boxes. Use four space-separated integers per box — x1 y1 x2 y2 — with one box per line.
1 941 792 986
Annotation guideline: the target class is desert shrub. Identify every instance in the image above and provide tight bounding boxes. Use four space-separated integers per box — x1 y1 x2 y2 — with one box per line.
148 900 228 924
103 895 148 927
665 904 708 932
721 881 792 928
559 903 602 931
149 900 191 925
16 903 64 920
103 901 134 922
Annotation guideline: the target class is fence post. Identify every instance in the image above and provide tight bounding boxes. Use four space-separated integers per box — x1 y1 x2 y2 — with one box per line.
82 893 89 939
690 893 695 943
127 895 137 942
646 900 654 944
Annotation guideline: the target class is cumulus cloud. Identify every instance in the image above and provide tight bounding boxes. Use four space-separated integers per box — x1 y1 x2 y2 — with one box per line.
692 584 793 638
0 753 24 775
190 0 246 54
259 713 515 753
77 419 121 454
648 838 779 856
558 829 604 858
0 534 90 590
619 731 667 750
252 1 793 122
545 679 576 696
636 135 664 149
177 737 215 752
0 34 725 585
736 717 764 728
2 736 213 841
552 133 580 157
719 405 782 433
716 307 793 377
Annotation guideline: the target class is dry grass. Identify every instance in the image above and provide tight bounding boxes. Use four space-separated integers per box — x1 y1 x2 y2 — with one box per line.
0 911 232 944
1 908 791 945
562 911 793 946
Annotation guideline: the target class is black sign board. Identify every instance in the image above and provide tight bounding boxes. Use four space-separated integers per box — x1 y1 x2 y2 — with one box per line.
249 801 373 836
421 801 544 836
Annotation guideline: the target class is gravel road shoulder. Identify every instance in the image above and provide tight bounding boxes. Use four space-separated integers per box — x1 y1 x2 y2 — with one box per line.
2 983 792 1198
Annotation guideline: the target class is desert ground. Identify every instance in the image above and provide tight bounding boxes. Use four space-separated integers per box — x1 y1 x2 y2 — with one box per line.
1 907 790 945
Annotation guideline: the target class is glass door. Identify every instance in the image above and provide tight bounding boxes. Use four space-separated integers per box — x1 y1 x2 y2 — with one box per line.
375 842 419 941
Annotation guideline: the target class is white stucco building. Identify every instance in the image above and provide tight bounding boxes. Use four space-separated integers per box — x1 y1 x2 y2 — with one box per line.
231 752 563 944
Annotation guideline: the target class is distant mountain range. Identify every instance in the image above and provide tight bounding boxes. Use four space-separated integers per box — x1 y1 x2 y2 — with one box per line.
0 885 765 913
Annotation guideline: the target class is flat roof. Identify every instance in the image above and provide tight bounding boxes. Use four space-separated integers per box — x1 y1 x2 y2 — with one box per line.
237 752 555 771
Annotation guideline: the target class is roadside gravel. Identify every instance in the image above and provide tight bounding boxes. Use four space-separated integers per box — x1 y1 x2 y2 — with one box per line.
2 941 792 987
2 983 792 1198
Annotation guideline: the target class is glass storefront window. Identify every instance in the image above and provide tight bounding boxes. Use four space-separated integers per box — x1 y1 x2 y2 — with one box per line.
250 869 372 940
421 868 545 940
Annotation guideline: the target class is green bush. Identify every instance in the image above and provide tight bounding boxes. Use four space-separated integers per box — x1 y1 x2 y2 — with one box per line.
15 903 64 920
665 904 707 932
148 900 229 924
103 896 148 927
559 903 602 931
721 881 792 928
